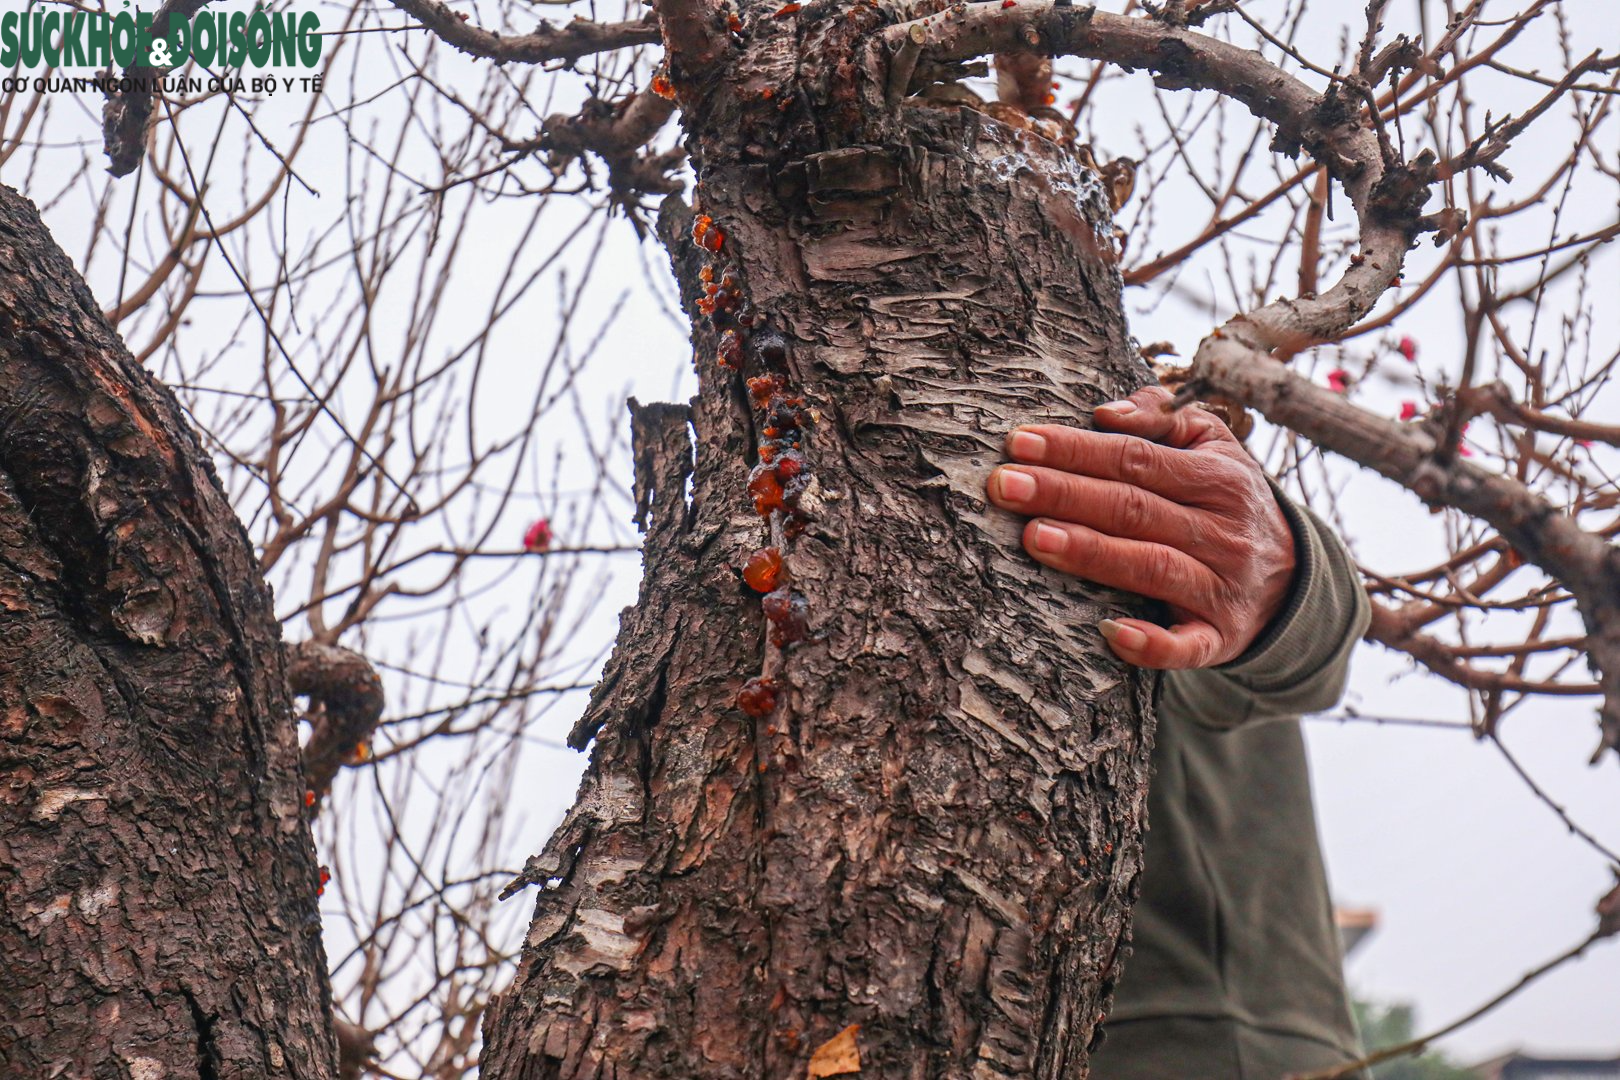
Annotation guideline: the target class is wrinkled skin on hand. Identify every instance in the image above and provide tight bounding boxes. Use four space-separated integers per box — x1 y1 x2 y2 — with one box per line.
987 385 1296 670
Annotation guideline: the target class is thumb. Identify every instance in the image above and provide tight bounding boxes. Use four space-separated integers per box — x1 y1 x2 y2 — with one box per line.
1099 617 1228 670
1095 385 1229 450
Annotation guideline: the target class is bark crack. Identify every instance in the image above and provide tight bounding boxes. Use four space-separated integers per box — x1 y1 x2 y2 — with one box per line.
182 989 222 1080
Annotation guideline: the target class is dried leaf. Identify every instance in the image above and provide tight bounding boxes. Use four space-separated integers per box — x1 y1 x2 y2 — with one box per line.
807 1024 861 1078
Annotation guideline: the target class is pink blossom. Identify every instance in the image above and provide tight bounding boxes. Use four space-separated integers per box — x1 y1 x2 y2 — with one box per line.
1327 368 1351 393
1397 336 1418 362
1399 401 1419 421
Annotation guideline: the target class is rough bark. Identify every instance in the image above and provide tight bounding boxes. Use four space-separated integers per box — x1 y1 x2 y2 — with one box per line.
0 186 336 1078
482 64 1159 1077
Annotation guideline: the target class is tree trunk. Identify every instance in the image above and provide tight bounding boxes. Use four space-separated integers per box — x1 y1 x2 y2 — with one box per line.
482 85 1158 1078
0 187 335 1079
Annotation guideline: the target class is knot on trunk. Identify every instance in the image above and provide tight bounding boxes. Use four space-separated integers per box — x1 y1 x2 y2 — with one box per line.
287 641 385 804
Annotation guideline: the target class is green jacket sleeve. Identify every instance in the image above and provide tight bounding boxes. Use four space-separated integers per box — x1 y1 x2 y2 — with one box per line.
1161 480 1370 730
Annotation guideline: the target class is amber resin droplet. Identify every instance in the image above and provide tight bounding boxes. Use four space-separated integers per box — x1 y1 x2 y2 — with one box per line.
718 329 743 369
748 462 784 515
743 547 783 593
774 448 807 482
737 676 778 718
748 373 785 408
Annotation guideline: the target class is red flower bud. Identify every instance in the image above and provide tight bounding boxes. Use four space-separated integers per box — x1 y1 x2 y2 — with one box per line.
523 519 553 553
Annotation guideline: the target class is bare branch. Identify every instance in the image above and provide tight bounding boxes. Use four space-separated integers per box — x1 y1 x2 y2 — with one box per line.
1463 379 1620 448
1292 926 1611 1080
1367 603 1600 698
1443 48 1620 181
385 0 661 64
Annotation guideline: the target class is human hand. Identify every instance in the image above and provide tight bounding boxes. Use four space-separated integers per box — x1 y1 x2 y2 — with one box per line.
986 386 1296 670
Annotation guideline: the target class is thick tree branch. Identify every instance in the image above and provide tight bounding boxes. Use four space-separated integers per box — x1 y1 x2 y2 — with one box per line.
288 641 386 806
386 0 662 64
1194 351 1620 761
0 182 337 1075
524 91 682 216
883 4 1410 339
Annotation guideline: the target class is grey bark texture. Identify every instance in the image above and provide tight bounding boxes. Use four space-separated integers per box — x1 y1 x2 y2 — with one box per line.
0 185 336 1079
482 79 1160 1078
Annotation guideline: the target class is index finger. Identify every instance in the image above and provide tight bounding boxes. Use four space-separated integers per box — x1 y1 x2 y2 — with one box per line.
1006 425 1223 505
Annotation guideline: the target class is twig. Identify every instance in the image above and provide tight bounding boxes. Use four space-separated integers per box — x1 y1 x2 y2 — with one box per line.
1290 930 1608 1080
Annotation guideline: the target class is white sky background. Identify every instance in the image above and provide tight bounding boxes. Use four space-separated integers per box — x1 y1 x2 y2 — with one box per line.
7 0 1618 1068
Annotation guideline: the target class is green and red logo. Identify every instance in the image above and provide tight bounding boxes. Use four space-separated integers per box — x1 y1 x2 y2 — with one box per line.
0 2 323 71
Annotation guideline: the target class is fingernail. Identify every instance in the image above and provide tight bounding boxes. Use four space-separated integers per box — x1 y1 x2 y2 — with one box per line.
1032 521 1067 553
996 468 1036 503
1098 399 1137 415
1008 429 1048 461
1100 618 1148 651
